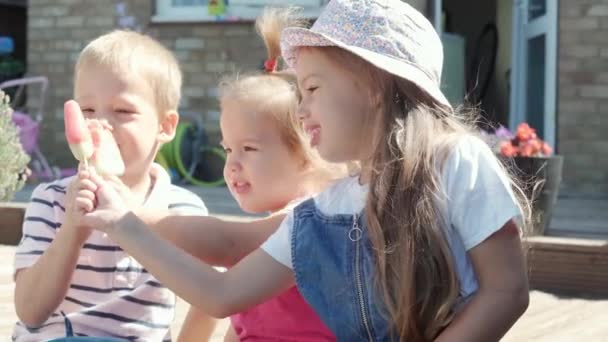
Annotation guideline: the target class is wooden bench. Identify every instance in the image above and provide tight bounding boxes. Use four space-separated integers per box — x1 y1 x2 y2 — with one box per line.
0 203 25 245
526 236 608 297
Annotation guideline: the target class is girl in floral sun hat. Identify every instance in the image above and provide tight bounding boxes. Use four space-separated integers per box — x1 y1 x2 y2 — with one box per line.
78 1 531 341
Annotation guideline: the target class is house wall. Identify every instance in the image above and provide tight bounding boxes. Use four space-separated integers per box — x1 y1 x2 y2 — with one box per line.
26 0 430 169
25 0 608 195
26 0 429 169
557 0 608 195
27 0 267 168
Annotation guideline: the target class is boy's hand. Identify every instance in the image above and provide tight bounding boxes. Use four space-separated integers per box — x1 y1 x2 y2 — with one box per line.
81 172 130 234
63 169 98 244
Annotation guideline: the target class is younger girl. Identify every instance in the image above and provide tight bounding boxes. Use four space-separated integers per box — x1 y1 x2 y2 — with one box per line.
81 1 530 341
177 8 339 341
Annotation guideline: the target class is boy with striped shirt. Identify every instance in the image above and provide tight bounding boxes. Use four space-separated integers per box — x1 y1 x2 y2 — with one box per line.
13 30 212 341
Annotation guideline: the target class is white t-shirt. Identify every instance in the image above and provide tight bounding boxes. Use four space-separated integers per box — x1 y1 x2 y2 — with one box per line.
262 136 521 297
13 164 208 342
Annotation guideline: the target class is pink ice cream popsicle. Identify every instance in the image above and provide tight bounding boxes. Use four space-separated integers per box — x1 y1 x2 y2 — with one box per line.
64 100 125 176
64 100 94 168
87 119 125 176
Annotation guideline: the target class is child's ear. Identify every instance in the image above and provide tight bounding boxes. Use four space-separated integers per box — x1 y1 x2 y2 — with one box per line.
158 110 179 143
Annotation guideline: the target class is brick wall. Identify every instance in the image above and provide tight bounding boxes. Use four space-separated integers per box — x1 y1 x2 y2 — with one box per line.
558 1 608 195
27 0 266 168
30 0 608 197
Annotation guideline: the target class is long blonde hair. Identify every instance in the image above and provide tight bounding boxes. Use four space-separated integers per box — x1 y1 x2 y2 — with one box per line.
219 8 345 190
314 47 531 341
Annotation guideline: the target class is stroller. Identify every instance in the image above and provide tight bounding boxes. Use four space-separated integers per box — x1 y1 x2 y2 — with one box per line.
0 76 73 181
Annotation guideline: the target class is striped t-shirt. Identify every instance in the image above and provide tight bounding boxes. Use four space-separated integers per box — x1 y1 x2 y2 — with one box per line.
13 164 208 342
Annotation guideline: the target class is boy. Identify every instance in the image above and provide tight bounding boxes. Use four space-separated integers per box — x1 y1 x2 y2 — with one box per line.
13 30 214 341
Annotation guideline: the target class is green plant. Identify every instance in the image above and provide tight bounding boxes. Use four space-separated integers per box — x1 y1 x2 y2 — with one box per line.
0 90 30 201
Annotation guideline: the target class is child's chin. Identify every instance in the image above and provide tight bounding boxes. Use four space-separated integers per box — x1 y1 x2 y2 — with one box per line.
239 200 271 215
240 204 262 215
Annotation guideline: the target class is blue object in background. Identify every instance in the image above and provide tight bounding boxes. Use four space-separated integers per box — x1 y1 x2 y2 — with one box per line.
0 37 15 55
169 168 180 183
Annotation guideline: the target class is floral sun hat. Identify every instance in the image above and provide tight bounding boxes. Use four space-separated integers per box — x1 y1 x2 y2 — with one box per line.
281 0 451 109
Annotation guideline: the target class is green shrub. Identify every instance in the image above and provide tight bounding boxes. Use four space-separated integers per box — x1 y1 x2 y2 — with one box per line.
0 90 30 201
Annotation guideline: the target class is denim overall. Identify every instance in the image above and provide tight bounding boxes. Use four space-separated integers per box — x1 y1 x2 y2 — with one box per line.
291 199 477 341
292 199 390 341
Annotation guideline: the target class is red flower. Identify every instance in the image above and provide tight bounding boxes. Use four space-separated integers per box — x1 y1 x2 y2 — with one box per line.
496 122 553 158
516 123 537 142
531 139 542 152
500 141 519 157
519 142 536 157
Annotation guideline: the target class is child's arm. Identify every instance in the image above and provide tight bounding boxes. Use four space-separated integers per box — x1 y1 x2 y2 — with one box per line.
141 212 284 267
15 227 88 326
176 306 218 342
83 173 293 317
14 174 97 327
224 324 239 342
435 138 530 341
94 211 294 318
435 220 529 342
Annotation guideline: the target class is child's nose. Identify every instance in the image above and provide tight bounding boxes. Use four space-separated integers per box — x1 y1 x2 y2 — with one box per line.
296 100 310 121
226 157 242 173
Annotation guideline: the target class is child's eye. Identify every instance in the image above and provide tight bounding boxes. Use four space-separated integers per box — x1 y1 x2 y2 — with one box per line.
81 108 95 116
223 147 232 153
306 86 318 93
116 109 134 114
244 146 258 152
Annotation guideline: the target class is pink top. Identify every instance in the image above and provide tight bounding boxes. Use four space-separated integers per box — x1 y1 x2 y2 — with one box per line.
230 286 335 341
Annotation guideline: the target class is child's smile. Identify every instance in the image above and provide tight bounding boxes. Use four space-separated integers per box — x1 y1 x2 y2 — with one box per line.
231 179 252 195
304 124 321 147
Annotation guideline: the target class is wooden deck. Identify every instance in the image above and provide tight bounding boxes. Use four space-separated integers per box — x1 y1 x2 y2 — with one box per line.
3 186 608 340
1 242 607 340
0 244 230 340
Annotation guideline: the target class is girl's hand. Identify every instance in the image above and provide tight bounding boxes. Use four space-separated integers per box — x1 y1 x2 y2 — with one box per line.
81 171 130 234
103 174 138 209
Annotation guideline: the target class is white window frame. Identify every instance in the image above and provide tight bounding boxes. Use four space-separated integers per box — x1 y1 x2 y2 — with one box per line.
431 0 443 34
509 0 558 148
152 0 326 23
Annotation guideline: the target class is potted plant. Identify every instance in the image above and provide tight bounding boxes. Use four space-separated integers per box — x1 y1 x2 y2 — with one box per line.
0 90 30 244
0 90 30 202
484 123 563 235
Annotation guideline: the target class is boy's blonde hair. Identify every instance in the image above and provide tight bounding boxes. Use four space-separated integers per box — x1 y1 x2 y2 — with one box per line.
74 30 182 114
219 8 346 188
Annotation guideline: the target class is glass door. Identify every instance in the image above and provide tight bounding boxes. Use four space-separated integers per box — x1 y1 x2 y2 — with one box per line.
510 0 558 147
